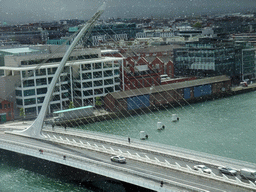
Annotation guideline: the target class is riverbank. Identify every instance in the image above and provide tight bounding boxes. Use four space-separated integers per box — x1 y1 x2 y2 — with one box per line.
54 81 256 127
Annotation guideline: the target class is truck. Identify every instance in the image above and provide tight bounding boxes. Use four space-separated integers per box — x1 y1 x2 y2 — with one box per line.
240 168 256 180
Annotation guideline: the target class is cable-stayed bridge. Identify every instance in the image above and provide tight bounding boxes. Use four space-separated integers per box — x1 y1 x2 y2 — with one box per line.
1 121 256 192
1 2 256 191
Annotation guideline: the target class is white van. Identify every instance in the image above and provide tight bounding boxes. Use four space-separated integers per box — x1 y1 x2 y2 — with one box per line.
240 168 256 180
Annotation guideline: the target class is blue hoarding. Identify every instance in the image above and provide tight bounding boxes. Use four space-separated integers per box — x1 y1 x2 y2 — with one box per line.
194 84 212 98
184 88 191 99
127 94 150 110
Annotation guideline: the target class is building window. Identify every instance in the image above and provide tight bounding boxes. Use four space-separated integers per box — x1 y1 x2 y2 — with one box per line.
0 103 2 109
16 99 23 105
37 88 47 95
36 69 46 76
24 89 35 96
23 80 35 87
8 103 10 108
83 90 92 96
25 107 36 113
8 112 11 117
94 88 103 95
82 73 92 79
16 90 22 97
83 64 91 70
24 98 36 105
94 80 103 87
37 97 44 103
36 78 47 86
104 70 113 77
104 79 113 85
4 104 7 109
93 71 102 78
105 87 113 93
83 82 92 88
62 92 69 99
114 69 119 75
93 63 102 69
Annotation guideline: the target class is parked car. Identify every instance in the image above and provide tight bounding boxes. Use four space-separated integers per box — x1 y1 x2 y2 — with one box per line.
193 165 212 174
218 166 237 175
110 156 126 164
240 168 256 180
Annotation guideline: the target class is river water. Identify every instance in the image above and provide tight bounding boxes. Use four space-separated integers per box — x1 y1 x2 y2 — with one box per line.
1 91 256 191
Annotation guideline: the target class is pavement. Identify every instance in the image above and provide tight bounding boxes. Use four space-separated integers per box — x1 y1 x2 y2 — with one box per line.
0 120 34 131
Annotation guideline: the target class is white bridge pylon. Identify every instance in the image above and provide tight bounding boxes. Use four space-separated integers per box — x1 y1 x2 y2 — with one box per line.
8 3 106 139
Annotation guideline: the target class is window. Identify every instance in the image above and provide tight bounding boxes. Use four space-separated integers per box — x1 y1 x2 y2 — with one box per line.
36 78 47 86
16 99 22 105
82 73 92 79
37 97 44 103
16 90 22 97
23 80 35 87
94 80 103 87
83 82 92 88
36 69 46 76
24 98 36 105
93 71 102 78
24 89 35 96
83 90 92 96
37 88 47 95
25 107 36 113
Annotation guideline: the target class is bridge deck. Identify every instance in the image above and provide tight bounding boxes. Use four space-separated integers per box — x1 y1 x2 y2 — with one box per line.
1 121 256 191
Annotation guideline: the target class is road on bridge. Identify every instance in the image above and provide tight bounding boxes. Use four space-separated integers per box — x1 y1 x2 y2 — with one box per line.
0 124 255 191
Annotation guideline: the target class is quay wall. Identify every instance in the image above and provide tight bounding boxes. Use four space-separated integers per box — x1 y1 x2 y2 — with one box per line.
57 76 256 127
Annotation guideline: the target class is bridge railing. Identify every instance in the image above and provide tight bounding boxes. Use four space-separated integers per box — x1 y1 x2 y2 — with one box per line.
0 138 212 192
43 126 256 170
42 133 256 190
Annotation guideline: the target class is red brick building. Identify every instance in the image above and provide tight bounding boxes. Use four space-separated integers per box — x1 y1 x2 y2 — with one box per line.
0 98 14 122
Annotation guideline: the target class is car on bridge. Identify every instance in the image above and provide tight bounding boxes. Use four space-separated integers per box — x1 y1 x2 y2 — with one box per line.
218 166 237 176
193 165 212 174
111 156 126 164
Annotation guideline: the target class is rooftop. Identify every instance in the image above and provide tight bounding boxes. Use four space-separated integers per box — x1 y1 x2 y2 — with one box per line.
108 75 230 100
0 47 39 54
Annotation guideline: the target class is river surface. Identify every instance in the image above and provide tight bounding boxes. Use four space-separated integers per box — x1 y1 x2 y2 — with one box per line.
1 91 256 191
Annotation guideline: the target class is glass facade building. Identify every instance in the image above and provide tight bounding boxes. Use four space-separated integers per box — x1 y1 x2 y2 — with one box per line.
173 38 255 82
0 49 123 117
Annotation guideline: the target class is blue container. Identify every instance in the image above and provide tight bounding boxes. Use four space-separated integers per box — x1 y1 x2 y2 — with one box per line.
194 85 212 98
184 88 191 99
127 95 150 110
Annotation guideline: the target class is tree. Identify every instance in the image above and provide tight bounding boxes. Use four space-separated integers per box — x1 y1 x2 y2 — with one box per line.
95 97 102 107
19 108 25 123
69 101 74 109
193 22 202 29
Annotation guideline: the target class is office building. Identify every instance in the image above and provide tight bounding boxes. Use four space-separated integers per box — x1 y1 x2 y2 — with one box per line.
0 45 123 117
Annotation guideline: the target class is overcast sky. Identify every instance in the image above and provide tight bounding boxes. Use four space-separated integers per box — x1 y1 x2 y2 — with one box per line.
1 0 256 24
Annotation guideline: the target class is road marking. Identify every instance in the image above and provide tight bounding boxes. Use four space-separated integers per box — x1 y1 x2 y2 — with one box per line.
145 155 150 160
175 162 181 167
110 147 115 151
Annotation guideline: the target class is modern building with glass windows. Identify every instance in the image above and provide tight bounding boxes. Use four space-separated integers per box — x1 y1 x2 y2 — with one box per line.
173 38 255 83
0 46 123 117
